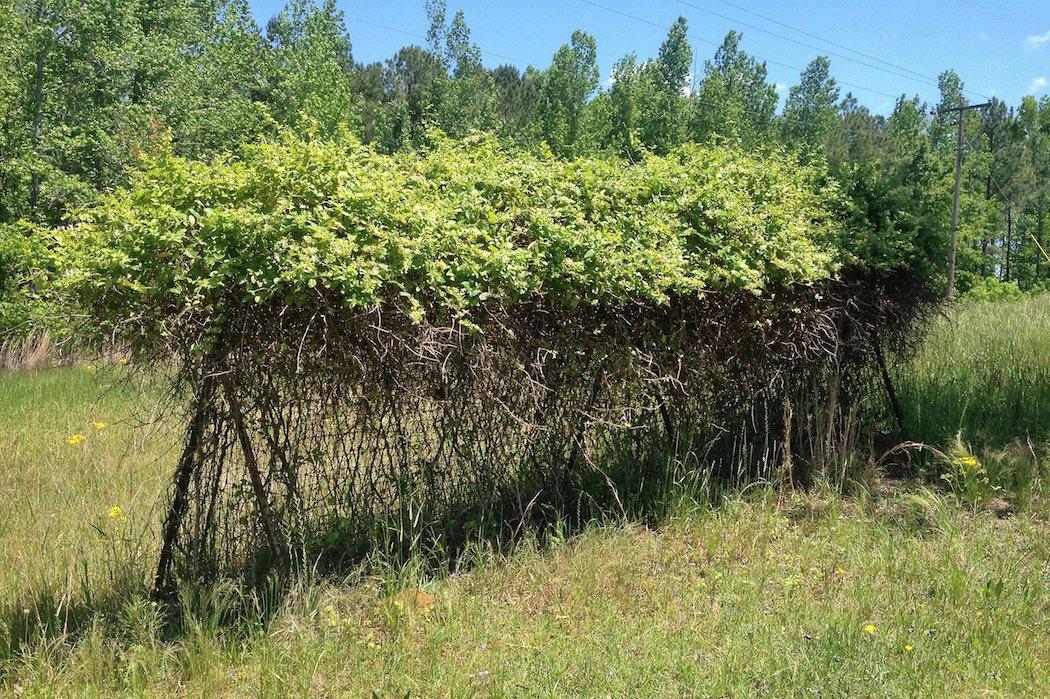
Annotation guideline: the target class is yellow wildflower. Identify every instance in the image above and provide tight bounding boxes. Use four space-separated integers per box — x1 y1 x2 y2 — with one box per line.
835 566 847 577
107 506 123 519
67 434 85 446
864 624 876 635
904 644 914 652
93 421 108 431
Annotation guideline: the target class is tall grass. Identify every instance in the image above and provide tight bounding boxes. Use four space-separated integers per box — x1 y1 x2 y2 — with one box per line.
1 486 1047 696
0 367 173 666
892 295 1050 449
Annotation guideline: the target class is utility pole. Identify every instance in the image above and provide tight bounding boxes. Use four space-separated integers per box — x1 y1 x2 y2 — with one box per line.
938 101 989 299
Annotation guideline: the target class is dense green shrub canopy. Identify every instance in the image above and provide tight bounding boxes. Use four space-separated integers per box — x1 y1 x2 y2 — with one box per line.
64 135 862 343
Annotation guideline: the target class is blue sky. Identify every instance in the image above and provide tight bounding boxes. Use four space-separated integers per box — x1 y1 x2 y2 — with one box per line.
248 0 1050 114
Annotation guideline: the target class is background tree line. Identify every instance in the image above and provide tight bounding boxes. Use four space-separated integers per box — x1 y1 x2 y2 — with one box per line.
1 0 1048 296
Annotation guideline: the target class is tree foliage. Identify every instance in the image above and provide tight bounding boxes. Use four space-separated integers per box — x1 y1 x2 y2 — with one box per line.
538 31 599 158
782 56 839 152
692 31 778 148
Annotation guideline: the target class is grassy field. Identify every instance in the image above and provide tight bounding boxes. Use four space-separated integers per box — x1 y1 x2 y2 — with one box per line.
0 298 1047 696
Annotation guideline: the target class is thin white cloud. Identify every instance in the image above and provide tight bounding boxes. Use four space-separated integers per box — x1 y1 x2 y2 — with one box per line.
1027 30 1050 49
978 32 990 43
1030 76 1049 94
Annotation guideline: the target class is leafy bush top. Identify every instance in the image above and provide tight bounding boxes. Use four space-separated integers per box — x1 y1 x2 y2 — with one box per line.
63 134 860 342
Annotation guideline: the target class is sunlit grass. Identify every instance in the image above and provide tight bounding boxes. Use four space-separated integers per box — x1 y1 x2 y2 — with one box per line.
0 366 173 669
2 485 1047 696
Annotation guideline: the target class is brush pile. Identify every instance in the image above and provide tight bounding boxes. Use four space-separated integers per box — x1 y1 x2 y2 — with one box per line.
64 134 938 589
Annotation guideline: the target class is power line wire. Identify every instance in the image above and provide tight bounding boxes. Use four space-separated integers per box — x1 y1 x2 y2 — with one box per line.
345 16 532 69
675 0 941 90
577 0 715 47
697 0 993 103
575 0 903 100
703 0 934 80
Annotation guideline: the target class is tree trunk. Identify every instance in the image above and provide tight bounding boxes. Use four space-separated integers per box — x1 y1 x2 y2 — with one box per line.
1038 205 1046 283
1004 205 1012 282
780 394 794 488
29 31 48 214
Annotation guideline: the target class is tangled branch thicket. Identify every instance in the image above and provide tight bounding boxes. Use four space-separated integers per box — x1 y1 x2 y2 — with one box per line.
62 134 939 590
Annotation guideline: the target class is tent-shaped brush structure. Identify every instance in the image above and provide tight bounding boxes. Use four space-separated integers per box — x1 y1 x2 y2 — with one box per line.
63 134 939 593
